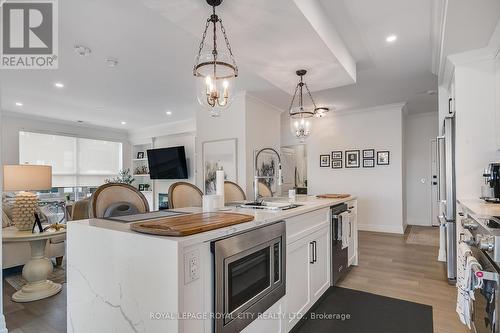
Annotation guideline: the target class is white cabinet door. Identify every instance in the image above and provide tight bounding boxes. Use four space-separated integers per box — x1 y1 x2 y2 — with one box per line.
286 237 312 329
347 217 354 265
346 200 358 266
309 226 330 302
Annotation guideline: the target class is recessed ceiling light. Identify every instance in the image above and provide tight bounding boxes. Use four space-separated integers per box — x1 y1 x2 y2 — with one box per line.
74 45 92 57
166 111 172 116
106 58 119 68
386 35 397 43
15 102 23 107
121 121 127 125
54 82 64 88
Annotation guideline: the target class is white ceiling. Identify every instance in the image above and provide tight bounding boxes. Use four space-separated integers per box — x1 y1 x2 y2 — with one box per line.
0 0 442 129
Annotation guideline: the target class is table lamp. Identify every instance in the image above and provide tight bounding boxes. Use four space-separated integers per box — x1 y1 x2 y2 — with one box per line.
3 165 52 230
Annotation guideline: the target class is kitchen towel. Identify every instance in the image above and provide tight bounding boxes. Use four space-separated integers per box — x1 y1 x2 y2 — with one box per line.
339 211 350 249
216 168 225 207
456 242 483 328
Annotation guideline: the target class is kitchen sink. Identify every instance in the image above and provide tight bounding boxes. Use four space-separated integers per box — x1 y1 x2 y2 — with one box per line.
238 201 303 211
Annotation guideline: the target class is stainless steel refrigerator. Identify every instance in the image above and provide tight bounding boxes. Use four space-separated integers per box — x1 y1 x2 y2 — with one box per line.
437 115 456 283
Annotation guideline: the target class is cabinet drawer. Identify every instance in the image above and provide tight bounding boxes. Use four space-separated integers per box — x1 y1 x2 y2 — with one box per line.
347 200 357 211
286 208 329 244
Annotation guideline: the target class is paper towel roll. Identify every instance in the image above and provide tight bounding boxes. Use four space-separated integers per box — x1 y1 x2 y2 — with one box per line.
216 168 225 206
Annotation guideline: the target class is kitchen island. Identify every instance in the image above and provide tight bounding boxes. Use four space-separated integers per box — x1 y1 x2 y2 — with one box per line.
67 195 357 333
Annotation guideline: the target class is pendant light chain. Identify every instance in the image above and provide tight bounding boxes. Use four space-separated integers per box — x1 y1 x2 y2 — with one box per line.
219 19 238 74
193 19 211 76
288 84 300 112
304 83 318 110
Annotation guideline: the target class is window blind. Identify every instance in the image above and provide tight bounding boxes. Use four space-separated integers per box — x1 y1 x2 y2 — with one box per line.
19 131 123 187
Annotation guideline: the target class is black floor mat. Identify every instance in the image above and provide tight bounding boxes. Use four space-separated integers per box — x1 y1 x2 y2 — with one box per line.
292 287 433 333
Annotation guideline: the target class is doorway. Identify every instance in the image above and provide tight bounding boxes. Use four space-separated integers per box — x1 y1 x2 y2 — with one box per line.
281 145 307 195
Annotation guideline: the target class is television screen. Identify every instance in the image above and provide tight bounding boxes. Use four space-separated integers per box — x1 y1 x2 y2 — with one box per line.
147 146 188 179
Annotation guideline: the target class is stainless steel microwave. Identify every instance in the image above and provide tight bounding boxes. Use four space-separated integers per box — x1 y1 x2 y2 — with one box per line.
212 221 286 333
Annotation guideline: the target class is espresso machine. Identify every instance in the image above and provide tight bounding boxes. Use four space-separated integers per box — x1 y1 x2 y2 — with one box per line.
482 163 500 203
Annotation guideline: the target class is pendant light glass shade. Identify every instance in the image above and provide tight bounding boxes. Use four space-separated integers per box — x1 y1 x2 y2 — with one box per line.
288 70 315 141
195 51 237 117
290 116 312 142
193 0 238 117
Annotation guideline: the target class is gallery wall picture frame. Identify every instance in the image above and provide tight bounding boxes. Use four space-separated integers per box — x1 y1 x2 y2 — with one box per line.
345 150 360 168
202 138 238 194
331 151 342 160
363 149 375 159
137 152 145 159
320 155 330 167
377 151 390 165
363 159 375 168
332 160 343 169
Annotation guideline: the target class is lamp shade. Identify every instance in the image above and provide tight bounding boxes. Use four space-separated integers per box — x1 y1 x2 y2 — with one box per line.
3 165 52 191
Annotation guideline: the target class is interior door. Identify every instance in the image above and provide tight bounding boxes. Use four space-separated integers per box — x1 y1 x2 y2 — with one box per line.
430 139 440 226
309 227 330 302
286 237 312 329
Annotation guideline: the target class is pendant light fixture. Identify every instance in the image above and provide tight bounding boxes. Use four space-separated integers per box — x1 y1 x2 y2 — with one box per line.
193 0 238 117
288 70 329 141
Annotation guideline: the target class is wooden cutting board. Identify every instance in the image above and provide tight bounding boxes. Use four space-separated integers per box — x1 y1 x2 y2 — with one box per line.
316 194 351 199
130 212 255 237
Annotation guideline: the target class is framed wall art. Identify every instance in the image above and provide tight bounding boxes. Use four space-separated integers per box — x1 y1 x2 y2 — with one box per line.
345 150 360 168
377 151 390 165
202 138 238 194
331 151 342 160
362 149 375 159
320 155 330 167
363 159 375 168
332 160 343 169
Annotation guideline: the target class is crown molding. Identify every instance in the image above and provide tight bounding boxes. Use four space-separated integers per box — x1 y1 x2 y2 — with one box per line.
329 102 405 118
246 93 285 114
128 118 196 144
431 0 448 76
440 18 500 88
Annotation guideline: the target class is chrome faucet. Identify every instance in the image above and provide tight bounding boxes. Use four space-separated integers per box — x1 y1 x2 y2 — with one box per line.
253 148 283 204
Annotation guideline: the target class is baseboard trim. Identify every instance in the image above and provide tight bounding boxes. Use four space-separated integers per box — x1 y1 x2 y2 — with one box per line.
358 223 404 234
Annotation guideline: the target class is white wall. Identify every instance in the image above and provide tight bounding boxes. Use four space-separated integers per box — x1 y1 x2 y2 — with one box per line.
245 95 282 199
152 132 196 208
195 92 282 198
196 93 247 193
282 103 405 234
454 58 500 199
404 112 438 226
1 112 131 171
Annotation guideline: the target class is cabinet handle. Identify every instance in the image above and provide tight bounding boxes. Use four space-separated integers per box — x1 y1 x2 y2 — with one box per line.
349 221 352 238
448 98 453 114
313 241 317 263
309 242 315 264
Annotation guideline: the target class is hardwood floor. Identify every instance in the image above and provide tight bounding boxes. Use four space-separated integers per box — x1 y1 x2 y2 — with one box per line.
339 228 468 333
3 281 66 333
0 227 466 333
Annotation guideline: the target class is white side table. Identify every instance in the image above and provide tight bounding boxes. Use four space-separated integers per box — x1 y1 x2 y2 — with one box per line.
3 226 66 302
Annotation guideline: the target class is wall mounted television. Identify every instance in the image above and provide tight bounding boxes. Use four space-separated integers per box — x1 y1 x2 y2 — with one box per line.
147 146 188 179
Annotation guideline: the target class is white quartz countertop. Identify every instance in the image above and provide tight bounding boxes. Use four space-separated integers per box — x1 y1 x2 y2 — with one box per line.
458 198 500 217
69 195 355 246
